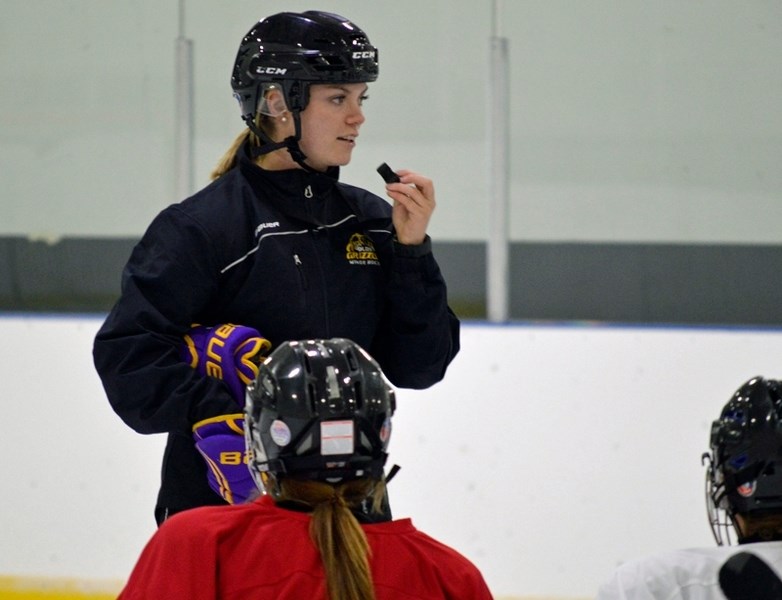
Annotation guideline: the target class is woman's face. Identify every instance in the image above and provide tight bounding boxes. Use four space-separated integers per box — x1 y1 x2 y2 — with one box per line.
297 83 369 171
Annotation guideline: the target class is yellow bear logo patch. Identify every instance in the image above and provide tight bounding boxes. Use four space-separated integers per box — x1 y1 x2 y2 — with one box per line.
345 233 380 265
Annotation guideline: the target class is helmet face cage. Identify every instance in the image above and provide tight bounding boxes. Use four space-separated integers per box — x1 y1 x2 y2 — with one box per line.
244 338 395 495
704 376 782 545
231 11 379 122
704 450 736 545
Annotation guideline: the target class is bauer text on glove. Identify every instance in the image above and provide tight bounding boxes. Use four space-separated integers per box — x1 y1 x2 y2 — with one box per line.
181 323 271 405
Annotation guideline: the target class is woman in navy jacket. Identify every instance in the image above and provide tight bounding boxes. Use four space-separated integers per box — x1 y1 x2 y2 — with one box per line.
93 10 459 524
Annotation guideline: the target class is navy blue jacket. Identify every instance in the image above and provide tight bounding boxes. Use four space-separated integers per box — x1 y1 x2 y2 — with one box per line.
93 152 460 516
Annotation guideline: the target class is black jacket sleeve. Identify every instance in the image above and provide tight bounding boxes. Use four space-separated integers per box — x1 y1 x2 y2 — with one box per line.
93 208 238 434
369 235 460 390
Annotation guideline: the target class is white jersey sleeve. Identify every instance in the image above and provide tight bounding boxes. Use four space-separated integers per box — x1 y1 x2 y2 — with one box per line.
596 542 782 600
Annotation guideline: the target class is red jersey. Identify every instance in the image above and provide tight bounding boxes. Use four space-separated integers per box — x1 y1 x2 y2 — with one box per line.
118 495 493 599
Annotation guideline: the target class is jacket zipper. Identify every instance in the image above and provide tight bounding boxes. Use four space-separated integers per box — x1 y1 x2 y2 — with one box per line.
293 253 308 290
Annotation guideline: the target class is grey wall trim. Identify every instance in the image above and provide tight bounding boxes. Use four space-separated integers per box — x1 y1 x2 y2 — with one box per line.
0 237 132 312
516 243 781 325
1 236 780 326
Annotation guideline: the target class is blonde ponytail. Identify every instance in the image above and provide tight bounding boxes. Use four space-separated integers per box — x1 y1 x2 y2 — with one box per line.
210 114 269 180
277 478 386 600
210 129 251 180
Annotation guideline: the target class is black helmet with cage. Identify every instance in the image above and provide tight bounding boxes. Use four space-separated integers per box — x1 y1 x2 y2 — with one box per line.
230 11 379 164
703 376 782 544
244 338 395 496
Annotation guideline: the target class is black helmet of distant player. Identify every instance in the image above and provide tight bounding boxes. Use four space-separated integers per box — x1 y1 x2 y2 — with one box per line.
704 376 782 544
244 338 395 495
231 11 379 166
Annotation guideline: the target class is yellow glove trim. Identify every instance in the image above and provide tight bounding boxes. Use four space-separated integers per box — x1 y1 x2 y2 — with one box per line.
181 333 199 369
192 413 245 436
235 337 272 385
196 448 234 504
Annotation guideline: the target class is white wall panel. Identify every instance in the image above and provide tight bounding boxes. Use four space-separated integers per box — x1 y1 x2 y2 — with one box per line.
2 316 781 597
1 1 780 242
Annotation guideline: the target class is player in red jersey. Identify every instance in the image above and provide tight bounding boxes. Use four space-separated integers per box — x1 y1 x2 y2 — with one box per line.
118 338 492 600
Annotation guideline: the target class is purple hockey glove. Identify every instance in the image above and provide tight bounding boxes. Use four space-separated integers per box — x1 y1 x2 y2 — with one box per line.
192 414 258 504
181 324 271 405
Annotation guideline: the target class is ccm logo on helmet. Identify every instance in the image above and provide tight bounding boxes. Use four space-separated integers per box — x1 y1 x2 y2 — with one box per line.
256 67 287 75
352 51 375 59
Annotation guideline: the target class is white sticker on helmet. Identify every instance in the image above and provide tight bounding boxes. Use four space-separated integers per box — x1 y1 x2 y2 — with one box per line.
321 420 354 455
326 365 340 399
380 417 391 443
738 480 757 497
270 419 291 447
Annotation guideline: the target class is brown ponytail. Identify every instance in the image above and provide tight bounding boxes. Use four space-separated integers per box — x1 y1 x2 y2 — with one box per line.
277 478 386 600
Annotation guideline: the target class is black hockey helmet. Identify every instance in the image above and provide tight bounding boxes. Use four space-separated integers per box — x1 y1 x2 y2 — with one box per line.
244 338 395 494
704 376 782 544
231 11 378 124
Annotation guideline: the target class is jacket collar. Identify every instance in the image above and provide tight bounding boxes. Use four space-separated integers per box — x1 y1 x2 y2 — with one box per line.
237 149 386 226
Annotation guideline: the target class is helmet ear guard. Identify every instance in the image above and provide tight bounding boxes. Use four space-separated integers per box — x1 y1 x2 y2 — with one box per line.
254 84 289 118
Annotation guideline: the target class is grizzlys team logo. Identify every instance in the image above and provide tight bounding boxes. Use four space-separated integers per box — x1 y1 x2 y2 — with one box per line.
345 233 379 265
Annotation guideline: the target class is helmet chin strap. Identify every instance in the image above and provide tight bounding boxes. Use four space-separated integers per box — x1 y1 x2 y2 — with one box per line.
285 112 319 173
244 112 319 173
243 115 290 156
